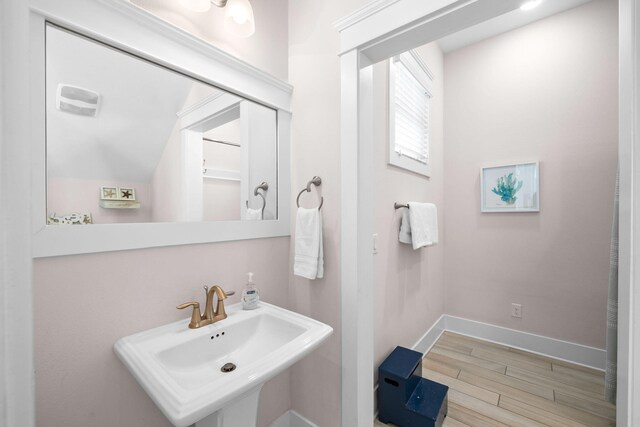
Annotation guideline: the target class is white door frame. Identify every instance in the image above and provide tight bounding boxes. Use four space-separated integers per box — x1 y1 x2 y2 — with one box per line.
1 0 36 426
617 0 639 425
338 0 638 425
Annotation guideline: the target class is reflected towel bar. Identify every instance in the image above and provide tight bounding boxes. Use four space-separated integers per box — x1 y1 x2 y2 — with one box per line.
246 182 268 214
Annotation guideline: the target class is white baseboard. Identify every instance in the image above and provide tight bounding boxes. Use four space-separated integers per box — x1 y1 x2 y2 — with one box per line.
412 314 446 354
389 313 605 371
270 410 319 427
442 315 606 371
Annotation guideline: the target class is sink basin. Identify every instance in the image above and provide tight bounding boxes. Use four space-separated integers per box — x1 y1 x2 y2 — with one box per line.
115 302 332 427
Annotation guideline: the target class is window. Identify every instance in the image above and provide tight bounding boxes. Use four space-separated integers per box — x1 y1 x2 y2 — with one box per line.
388 50 433 177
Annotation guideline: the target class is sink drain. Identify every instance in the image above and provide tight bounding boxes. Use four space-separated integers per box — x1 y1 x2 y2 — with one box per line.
221 363 236 373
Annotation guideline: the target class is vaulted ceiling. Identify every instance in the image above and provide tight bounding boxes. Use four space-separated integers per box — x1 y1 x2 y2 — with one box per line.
438 0 594 53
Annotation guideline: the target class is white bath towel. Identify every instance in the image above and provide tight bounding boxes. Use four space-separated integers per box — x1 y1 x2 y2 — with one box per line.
408 202 438 249
294 207 324 279
398 208 412 244
246 208 262 220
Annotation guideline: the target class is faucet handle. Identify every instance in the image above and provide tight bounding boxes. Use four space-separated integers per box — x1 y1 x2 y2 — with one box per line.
225 291 235 297
177 301 200 309
177 301 202 329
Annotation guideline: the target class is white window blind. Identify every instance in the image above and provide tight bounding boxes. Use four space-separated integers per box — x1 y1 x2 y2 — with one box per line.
393 58 430 164
388 51 433 177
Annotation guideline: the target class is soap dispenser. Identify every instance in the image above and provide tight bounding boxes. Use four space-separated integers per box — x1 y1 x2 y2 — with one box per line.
242 272 260 310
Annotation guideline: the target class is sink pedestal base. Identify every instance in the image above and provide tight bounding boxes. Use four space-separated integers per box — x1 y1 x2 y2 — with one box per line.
195 385 263 427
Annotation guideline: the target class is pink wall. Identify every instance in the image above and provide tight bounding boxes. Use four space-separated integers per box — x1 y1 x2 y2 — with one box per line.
34 238 291 427
373 43 445 370
48 178 152 224
443 0 618 348
203 179 241 221
287 0 368 424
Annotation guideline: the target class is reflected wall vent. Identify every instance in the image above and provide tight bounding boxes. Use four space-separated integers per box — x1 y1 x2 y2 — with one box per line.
56 84 101 117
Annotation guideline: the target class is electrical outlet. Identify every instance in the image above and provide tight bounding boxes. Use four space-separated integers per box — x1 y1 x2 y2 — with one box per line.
511 303 522 318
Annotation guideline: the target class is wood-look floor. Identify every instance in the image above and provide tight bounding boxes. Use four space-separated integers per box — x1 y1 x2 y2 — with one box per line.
375 332 615 427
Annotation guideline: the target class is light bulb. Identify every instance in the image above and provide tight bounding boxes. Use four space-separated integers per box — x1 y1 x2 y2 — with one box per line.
232 12 247 25
520 0 542 11
224 0 255 37
179 0 211 13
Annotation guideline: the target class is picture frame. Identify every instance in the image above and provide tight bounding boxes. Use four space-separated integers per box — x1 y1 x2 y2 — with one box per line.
480 162 539 213
100 186 119 200
100 186 137 201
119 188 136 200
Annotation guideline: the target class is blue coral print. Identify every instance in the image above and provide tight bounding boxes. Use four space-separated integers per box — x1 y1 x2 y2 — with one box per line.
491 173 523 205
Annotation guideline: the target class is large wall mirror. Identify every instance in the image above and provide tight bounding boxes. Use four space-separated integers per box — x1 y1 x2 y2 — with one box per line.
46 24 277 225
31 0 292 257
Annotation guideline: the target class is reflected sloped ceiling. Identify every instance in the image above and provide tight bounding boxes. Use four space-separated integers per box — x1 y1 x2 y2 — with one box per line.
46 26 194 183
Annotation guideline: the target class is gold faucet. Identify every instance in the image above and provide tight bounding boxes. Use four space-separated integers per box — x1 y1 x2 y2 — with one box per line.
177 285 235 329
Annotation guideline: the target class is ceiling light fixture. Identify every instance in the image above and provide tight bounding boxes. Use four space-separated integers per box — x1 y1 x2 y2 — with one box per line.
224 0 255 37
179 0 255 38
520 0 542 11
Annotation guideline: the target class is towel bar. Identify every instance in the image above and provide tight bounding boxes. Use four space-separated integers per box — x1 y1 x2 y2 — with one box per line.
394 202 409 209
297 176 323 210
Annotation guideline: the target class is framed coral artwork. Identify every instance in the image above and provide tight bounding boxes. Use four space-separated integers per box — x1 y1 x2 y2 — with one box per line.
480 162 539 213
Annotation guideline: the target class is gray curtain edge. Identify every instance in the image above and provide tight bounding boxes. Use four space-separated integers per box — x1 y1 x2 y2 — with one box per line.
604 170 619 404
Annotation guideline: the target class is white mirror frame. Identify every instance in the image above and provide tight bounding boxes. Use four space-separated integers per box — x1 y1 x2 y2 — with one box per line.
29 0 292 258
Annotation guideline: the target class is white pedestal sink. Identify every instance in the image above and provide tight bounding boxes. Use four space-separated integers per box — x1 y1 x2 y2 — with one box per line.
195 386 262 427
114 302 332 427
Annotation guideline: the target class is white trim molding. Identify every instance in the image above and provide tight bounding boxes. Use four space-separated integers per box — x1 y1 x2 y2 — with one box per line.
409 315 605 371
37 0 293 99
617 0 639 425
340 49 375 427
333 0 401 32
2 0 36 426
270 410 319 427
338 0 526 62
412 315 446 355
444 316 606 371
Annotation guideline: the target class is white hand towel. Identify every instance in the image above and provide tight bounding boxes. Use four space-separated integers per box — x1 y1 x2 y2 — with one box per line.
398 209 412 244
294 207 324 280
246 208 262 220
408 202 438 249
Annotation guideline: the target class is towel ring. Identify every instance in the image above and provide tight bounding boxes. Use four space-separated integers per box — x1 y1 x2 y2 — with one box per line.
394 202 409 209
246 182 269 215
296 176 323 210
